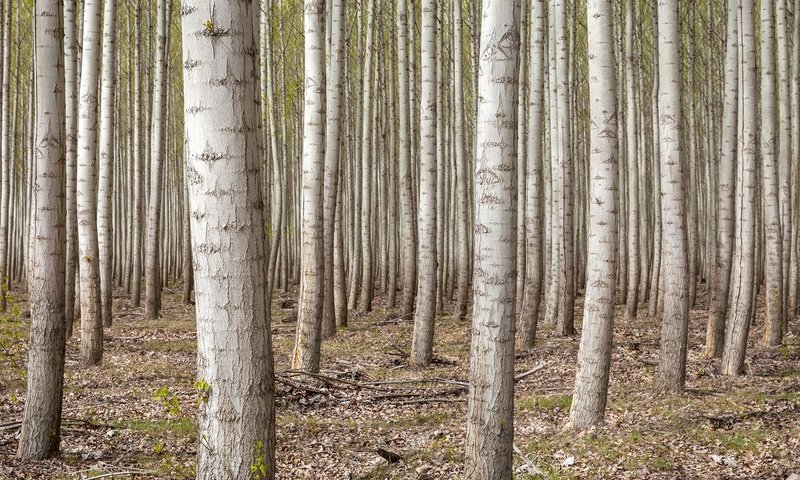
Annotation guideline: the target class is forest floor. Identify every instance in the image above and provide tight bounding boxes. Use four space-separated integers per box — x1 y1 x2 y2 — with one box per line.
1 287 800 479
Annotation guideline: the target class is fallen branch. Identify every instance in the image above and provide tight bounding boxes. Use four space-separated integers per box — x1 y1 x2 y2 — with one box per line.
513 443 547 478
387 397 467 405
280 370 387 391
84 471 156 480
515 364 547 383
0 421 21 431
275 376 330 396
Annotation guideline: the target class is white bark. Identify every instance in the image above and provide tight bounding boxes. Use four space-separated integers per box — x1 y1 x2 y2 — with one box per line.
721 0 757 376
17 0 67 459
410 0 438 367
707 0 739 358
77 0 104 366
464 0 520 476
655 0 690 392
97 0 116 328
144 0 170 320
761 0 784 346
566 0 618 430
292 0 326 373
181 1 275 477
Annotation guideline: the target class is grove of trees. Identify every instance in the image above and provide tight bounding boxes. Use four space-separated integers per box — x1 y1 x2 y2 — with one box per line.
1 0 799 477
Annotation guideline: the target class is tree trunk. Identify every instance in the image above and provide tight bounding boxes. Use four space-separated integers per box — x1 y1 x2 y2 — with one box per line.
623 0 639 320
144 0 170 320
655 0 690 392
77 0 104 366
721 0 757 376
292 0 326 373
321 0 344 338
566 0 618 430
464 1 520 476
97 0 116 328
518 0 545 350
17 0 67 459
760 0 784 347
410 0 438 367
398 0 417 317
64 0 79 337
707 0 739 358
181 1 276 477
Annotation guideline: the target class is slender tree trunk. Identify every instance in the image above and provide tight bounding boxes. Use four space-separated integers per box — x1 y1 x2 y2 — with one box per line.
144 0 170 320
181 1 276 477
655 0 690 392
518 0 545 349
452 0 469 319
358 0 376 312
761 0 784 346
398 0 417 317
64 0 79 337
623 0 639 320
721 0 757 376
0 0 10 311
131 3 144 307
776 0 791 329
464 1 520 475
321 0 344 338
77 0 104 366
707 0 739 358
97 0 116 328
292 0 326 373
566 0 618 430
17 0 67 459
410 0 438 367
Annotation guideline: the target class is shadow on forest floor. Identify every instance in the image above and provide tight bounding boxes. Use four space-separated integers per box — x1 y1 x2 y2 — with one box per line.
1 286 799 479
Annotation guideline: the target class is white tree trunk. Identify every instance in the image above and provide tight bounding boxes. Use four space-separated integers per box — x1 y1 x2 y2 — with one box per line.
655 0 690 392
321 0 345 337
707 0 739 358
518 0 545 349
77 0 104 366
566 0 618 431
97 0 116 328
760 0 784 346
64 0 79 335
464 1 520 476
144 0 170 320
623 0 639 320
181 1 276 477
721 0 757 376
292 0 326 373
17 0 67 459
398 0 417 317
410 0 438 367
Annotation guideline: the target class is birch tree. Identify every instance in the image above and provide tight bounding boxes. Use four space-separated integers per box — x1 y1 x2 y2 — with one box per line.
518 0 545 349
760 0 784 347
721 0 757 376
144 0 170 321
77 0 105 366
97 0 116 328
64 0 79 333
566 0 618 430
17 0 67 459
655 0 690 392
411 0 438 367
398 0 417 318
180 1 275 477
707 0 739 358
464 0 520 476
292 0 326 373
